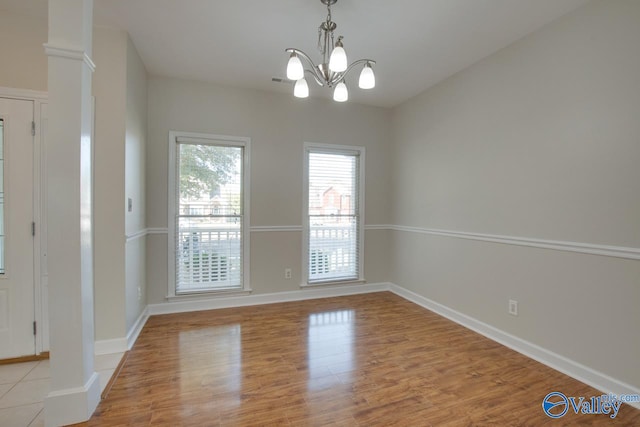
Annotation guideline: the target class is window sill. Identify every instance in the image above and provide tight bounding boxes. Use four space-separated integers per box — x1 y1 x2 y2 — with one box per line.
300 279 366 288
167 288 253 302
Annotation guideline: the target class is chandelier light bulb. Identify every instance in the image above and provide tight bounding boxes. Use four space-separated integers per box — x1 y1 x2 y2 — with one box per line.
329 38 348 72
286 53 304 81
329 46 347 72
294 78 309 98
358 63 375 89
333 81 349 102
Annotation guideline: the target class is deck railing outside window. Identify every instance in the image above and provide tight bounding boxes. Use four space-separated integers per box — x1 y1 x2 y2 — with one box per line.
178 224 355 289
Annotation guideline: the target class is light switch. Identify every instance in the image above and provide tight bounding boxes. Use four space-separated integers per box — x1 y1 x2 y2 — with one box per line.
128 198 133 212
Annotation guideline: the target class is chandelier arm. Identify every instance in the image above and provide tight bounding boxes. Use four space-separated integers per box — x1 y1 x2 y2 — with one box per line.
343 59 376 79
285 48 325 85
328 59 376 86
328 72 344 87
305 69 325 87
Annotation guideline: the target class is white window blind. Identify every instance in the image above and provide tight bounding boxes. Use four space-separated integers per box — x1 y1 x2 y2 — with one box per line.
306 145 364 284
175 138 244 293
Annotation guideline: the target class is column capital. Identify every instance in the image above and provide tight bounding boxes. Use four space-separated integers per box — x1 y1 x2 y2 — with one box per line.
43 43 96 72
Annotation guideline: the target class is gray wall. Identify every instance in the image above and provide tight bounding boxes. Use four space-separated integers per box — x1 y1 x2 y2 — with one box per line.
0 11 48 91
93 27 148 341
124 35 148 333
146 77 393 304
92 26 127 341
390 0 640 388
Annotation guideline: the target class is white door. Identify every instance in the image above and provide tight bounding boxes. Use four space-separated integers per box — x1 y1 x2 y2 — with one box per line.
0 98 35 359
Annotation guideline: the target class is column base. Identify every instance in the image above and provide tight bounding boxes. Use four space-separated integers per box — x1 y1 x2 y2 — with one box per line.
44 372 101 427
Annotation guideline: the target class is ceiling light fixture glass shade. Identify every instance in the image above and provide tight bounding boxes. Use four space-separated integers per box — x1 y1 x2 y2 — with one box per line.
284 0 375 102
328 38 347 72
333 81 348 102
358 62 375 89
286 53 304 81
294 78 309 98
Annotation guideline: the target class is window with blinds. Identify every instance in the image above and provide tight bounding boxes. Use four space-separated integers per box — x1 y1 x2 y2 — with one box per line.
169 133 250 295
304 143 364 284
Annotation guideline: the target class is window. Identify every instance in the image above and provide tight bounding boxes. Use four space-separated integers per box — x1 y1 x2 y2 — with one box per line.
304 143 364 284
168 132 250 296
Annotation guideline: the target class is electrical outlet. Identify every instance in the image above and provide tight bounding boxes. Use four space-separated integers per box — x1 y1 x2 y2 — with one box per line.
138 286 142 301
285 268 292 279
508 299 518 316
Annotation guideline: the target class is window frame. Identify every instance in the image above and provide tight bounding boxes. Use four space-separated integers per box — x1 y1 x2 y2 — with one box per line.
302 142 365 286
167 131 251 298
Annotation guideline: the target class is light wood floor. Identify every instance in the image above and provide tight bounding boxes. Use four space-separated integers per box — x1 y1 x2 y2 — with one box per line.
77 292 639 426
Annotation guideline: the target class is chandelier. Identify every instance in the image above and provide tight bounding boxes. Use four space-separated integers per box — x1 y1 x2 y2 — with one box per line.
285 0 376 102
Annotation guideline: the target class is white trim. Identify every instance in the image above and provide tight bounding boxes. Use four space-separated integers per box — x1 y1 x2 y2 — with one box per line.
128 224 639 260
364 224 393 231
148 282 389 315
250 225 302 232
126 306 149 350
37 101 49 353
94 307 148 355
302 142 366 285
147 227 168 235
166 131 176 299
0 87 47 101
33 99 44 354
301 142 365 156
44 372 101 426
43 43 96 72
300 279 366 288
166 131 175 296
138 225 389 235
94 338 127 356
389 284 640 410
391 225 640 261
166 289 253 302
125 228 148 243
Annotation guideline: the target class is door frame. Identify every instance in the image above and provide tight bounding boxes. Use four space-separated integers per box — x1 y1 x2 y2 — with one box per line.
0 86 48 355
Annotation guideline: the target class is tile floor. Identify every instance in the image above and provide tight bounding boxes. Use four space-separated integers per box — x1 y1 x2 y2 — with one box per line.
0 353 123 427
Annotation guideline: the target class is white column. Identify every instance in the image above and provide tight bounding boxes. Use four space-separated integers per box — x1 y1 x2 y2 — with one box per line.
43 1 99 426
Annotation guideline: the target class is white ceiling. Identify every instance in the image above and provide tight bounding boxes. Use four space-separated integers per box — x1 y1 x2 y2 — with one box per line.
1 0 588 107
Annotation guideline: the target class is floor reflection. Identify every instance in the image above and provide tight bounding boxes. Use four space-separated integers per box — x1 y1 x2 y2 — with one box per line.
178 324 242 407
307 310 354 390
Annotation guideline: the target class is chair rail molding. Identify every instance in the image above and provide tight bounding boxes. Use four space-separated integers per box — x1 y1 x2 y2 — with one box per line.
391 225 640 261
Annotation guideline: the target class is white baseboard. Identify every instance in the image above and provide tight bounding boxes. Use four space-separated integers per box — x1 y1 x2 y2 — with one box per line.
44 372 100 427
147 282 390 315
94 307 149 355
127 307 149 350
389 284 640 410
